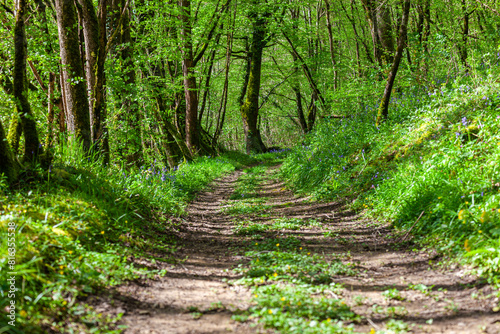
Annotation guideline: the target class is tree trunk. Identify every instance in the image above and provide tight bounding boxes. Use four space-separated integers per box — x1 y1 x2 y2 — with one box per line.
240 5 268 154
324 0 338 90
289 8 311 134
77 0 99 140
55 0 92 151
376 0 411 125
78 0 109 162
198 32 220 125
14 0 42 161
459 0 471 69
179 0 199 155
46 72 55 148
361 0 395 66
0 119 18 183
213 31 232 147
283 32 327 112
153 97 186 168
7 114 22 155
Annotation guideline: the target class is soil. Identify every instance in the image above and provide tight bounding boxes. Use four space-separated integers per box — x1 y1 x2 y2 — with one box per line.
97 163 500 334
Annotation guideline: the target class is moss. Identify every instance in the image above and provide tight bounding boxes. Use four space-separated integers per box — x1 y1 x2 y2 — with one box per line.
0 118 18 183
7 112 22 154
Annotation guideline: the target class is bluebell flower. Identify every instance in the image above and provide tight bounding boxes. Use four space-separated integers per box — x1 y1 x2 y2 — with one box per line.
461 117 468 127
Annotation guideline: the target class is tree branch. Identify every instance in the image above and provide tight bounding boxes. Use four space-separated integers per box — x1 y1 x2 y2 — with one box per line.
104 0 131 57
192 0 231 66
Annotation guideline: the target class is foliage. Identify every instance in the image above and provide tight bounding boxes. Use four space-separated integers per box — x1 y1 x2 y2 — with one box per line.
233 243 358 333
280 63 500 283
0 142 240 332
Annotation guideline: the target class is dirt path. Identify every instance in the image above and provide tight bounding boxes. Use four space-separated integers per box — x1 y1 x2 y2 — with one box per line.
102 163 500 334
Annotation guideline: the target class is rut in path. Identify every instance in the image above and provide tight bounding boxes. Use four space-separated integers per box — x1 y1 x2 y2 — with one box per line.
97 164 500 334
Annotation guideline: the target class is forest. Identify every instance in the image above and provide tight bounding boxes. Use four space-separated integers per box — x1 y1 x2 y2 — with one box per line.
1 0 500 333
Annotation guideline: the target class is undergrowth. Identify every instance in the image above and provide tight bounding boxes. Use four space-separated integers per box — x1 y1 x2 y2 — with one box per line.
280 68 500 285
232 243 358 333
0 143 248 333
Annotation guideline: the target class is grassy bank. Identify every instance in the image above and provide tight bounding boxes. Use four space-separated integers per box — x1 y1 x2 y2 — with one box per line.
0 147 254 333
280 71 500 283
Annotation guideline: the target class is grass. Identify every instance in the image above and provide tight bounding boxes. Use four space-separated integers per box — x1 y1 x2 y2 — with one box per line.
0 140 247 333
279 66 500 285
233 218 321 236
232 242 358 333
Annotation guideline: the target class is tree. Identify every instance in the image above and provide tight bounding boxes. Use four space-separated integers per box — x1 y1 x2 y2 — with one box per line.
376 0 411 125
54 0 92 151
0 118 18 182
77 0 109 161
361 0 395 66
178 0 230 155
178 0 200 154
240 1 269 154
13 0 42 161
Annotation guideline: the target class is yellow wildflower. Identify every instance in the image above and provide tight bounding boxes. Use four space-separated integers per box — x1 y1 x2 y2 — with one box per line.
20 310 27 317
101 231 105 234
479 230 482 234
268 309 273 314
273 273 278 277
68 251 73 254
464 239 471 252
370 329 376 334
281 297 286 301
276 243 279 247
327 318 331 322
458 209 464 220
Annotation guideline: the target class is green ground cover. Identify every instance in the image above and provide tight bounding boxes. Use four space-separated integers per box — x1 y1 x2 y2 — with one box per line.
279 70 500 284
0 145 251 333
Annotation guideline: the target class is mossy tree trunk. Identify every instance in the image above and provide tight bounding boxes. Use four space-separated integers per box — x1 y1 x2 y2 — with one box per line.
55 0 92 151
14 0 42 161
7 114 22 155
0 119 18 183
240 4 268 154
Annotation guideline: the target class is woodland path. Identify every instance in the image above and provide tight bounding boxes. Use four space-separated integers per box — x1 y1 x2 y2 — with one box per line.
98 163 500 334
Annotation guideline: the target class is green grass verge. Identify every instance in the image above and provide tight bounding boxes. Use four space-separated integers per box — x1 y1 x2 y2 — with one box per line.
0 149 245 333
279 70 500 284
